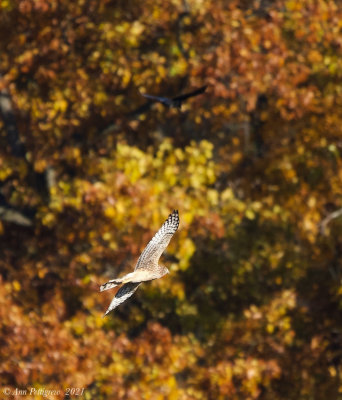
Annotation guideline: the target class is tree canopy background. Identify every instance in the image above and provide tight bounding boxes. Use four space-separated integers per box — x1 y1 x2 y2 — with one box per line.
1 0 342 398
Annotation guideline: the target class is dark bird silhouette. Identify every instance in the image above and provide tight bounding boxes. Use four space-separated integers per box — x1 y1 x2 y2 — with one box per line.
141 85 207 109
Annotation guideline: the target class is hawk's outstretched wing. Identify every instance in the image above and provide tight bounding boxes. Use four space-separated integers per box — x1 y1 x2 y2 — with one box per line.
103 282 141 316
135 210 179 271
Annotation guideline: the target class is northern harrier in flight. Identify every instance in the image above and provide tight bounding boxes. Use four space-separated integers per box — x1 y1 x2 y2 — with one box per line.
100 210 179 316
141 86 207 109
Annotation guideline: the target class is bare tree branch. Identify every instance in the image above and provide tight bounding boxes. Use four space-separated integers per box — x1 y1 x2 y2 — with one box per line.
0 205 33 226
320 208 342 234
0 82 52 221
176 10 190 60
0 87 25 157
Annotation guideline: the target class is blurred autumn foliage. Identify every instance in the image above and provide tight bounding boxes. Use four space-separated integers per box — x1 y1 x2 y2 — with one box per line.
1 0 342 398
